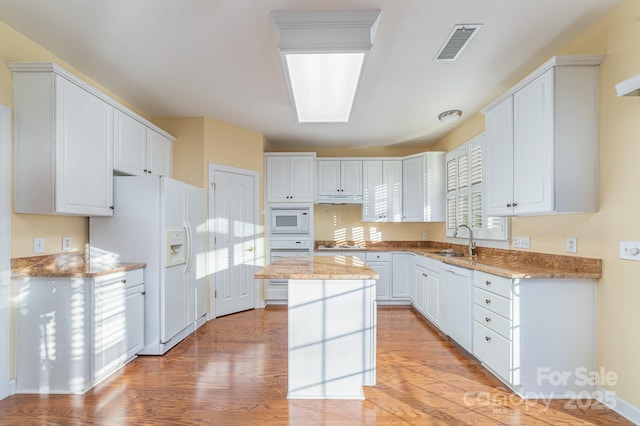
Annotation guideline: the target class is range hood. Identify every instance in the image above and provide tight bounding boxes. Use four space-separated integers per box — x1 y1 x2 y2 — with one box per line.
316 194 363 204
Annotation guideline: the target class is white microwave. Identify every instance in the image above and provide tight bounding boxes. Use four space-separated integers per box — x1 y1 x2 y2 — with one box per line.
271 207 310 234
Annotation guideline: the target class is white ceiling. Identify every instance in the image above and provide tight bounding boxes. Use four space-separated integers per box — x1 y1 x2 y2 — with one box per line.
0 0 621 148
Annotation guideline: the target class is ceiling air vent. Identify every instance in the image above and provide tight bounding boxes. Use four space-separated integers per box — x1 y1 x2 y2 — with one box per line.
434 24 482 61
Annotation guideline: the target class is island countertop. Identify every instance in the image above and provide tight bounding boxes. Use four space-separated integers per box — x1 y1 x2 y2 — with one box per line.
255 255 379 280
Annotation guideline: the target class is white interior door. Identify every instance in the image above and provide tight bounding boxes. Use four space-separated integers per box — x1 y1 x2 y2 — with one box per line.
0 105 11 399
209 165 259 317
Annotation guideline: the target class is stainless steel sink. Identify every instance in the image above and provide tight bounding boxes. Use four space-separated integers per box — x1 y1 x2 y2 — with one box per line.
432 251 466 258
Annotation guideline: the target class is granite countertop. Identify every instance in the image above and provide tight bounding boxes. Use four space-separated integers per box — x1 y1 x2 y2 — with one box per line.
11 252 145 279
255 255 379 280
314 241 602 280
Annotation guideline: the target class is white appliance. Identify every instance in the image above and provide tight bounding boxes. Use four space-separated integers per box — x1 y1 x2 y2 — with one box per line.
90 175 208 355
270 207 310 234
267 238 312 302
440 264 473 353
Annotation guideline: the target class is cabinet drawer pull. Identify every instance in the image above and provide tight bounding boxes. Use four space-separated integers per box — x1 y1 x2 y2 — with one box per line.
485 280 491 286
485 317 491 322
485 299 491 304
121 279 127 284
485 336 491 342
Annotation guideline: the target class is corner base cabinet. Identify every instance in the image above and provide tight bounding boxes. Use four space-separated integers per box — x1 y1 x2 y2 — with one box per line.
472 270 596 398
13 268 144 394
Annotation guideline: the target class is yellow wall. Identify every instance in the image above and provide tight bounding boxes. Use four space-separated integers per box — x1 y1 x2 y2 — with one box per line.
430 0 640 407
154 117 206 188
0 21 152 258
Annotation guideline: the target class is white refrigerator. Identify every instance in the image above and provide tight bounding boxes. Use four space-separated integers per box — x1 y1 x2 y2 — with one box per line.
90 175 208 355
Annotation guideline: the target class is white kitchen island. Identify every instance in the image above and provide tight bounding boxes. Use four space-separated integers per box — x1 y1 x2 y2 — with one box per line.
256 255 379 400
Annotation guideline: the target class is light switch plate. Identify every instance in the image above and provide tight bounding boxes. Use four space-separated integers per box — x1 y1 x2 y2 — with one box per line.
620 241 640 261
566 237 577 253
513 236 530 249
33 237 44 254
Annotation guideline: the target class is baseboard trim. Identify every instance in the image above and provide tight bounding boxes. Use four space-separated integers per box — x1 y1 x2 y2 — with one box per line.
596 386 640 424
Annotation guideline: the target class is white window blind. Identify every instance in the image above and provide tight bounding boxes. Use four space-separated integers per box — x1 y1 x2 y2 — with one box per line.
445 133 509 241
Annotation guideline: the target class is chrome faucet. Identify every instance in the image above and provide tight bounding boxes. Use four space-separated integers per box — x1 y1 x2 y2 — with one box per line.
454 224 476 256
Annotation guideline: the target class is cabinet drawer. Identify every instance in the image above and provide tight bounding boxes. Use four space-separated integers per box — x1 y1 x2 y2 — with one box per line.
473 321 512 382
125 268 144 287
366 252 390 262
474 287 512 319
474 270 512 299
474 304 512 340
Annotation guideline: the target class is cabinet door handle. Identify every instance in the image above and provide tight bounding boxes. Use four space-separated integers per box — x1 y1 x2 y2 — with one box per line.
485 299 491 305
513 202 518 207
485 336 491 342
121 279 127 284
485 317 491 322
506 203 512 208
485 280 491 286
141 291 146 295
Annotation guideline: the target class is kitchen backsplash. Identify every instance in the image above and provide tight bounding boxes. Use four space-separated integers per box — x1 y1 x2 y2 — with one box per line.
314 204 443 242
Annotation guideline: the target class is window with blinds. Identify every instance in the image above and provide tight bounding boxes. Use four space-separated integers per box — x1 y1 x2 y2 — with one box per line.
445 133 508 241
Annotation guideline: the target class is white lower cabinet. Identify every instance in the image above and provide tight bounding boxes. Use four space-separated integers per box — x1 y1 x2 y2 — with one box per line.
471 270 597 398
94 269 145 382
14 268 144 394
365 252 391 301
414 255 441 328
391 253 414 300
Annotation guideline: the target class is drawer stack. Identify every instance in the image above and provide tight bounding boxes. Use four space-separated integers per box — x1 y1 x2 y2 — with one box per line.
472 270 519 385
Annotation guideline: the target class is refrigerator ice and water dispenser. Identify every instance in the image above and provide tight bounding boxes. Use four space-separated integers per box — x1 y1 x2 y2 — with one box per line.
166 229 186 266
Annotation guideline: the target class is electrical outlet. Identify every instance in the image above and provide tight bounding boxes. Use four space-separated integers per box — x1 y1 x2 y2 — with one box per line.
566 237 577 253
513 236 530 249
620 241 640 261
62 236 72 251
33 237 45 254
422 232 428 240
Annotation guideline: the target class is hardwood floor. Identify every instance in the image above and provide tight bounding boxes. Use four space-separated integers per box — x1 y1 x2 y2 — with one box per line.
0 306 632 425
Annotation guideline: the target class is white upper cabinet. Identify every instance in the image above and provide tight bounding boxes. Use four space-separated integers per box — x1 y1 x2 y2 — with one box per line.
362 160 402 222
114 111 173 177
317 159 363 197
265 153 315 203
402 152 445 222
483 55 603 216
11 62 176 216
12 67 114 216
145 128 173 177
114 110 146 175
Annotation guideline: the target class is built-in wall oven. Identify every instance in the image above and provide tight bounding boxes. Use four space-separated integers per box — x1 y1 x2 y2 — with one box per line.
267 238 312 303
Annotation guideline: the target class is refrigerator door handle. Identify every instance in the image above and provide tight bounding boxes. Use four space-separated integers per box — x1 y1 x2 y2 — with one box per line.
184 224 193 273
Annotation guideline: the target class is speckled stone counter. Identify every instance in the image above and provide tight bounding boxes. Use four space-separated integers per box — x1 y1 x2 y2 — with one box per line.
314 241 602 280
255 255 379 280
11 252 145 278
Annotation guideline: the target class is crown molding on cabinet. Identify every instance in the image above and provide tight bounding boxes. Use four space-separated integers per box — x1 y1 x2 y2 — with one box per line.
481 55 606 114
7 62 175 141
615 73 640 96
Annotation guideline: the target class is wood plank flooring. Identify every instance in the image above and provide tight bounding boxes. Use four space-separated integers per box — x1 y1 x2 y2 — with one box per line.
0 306 632 425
